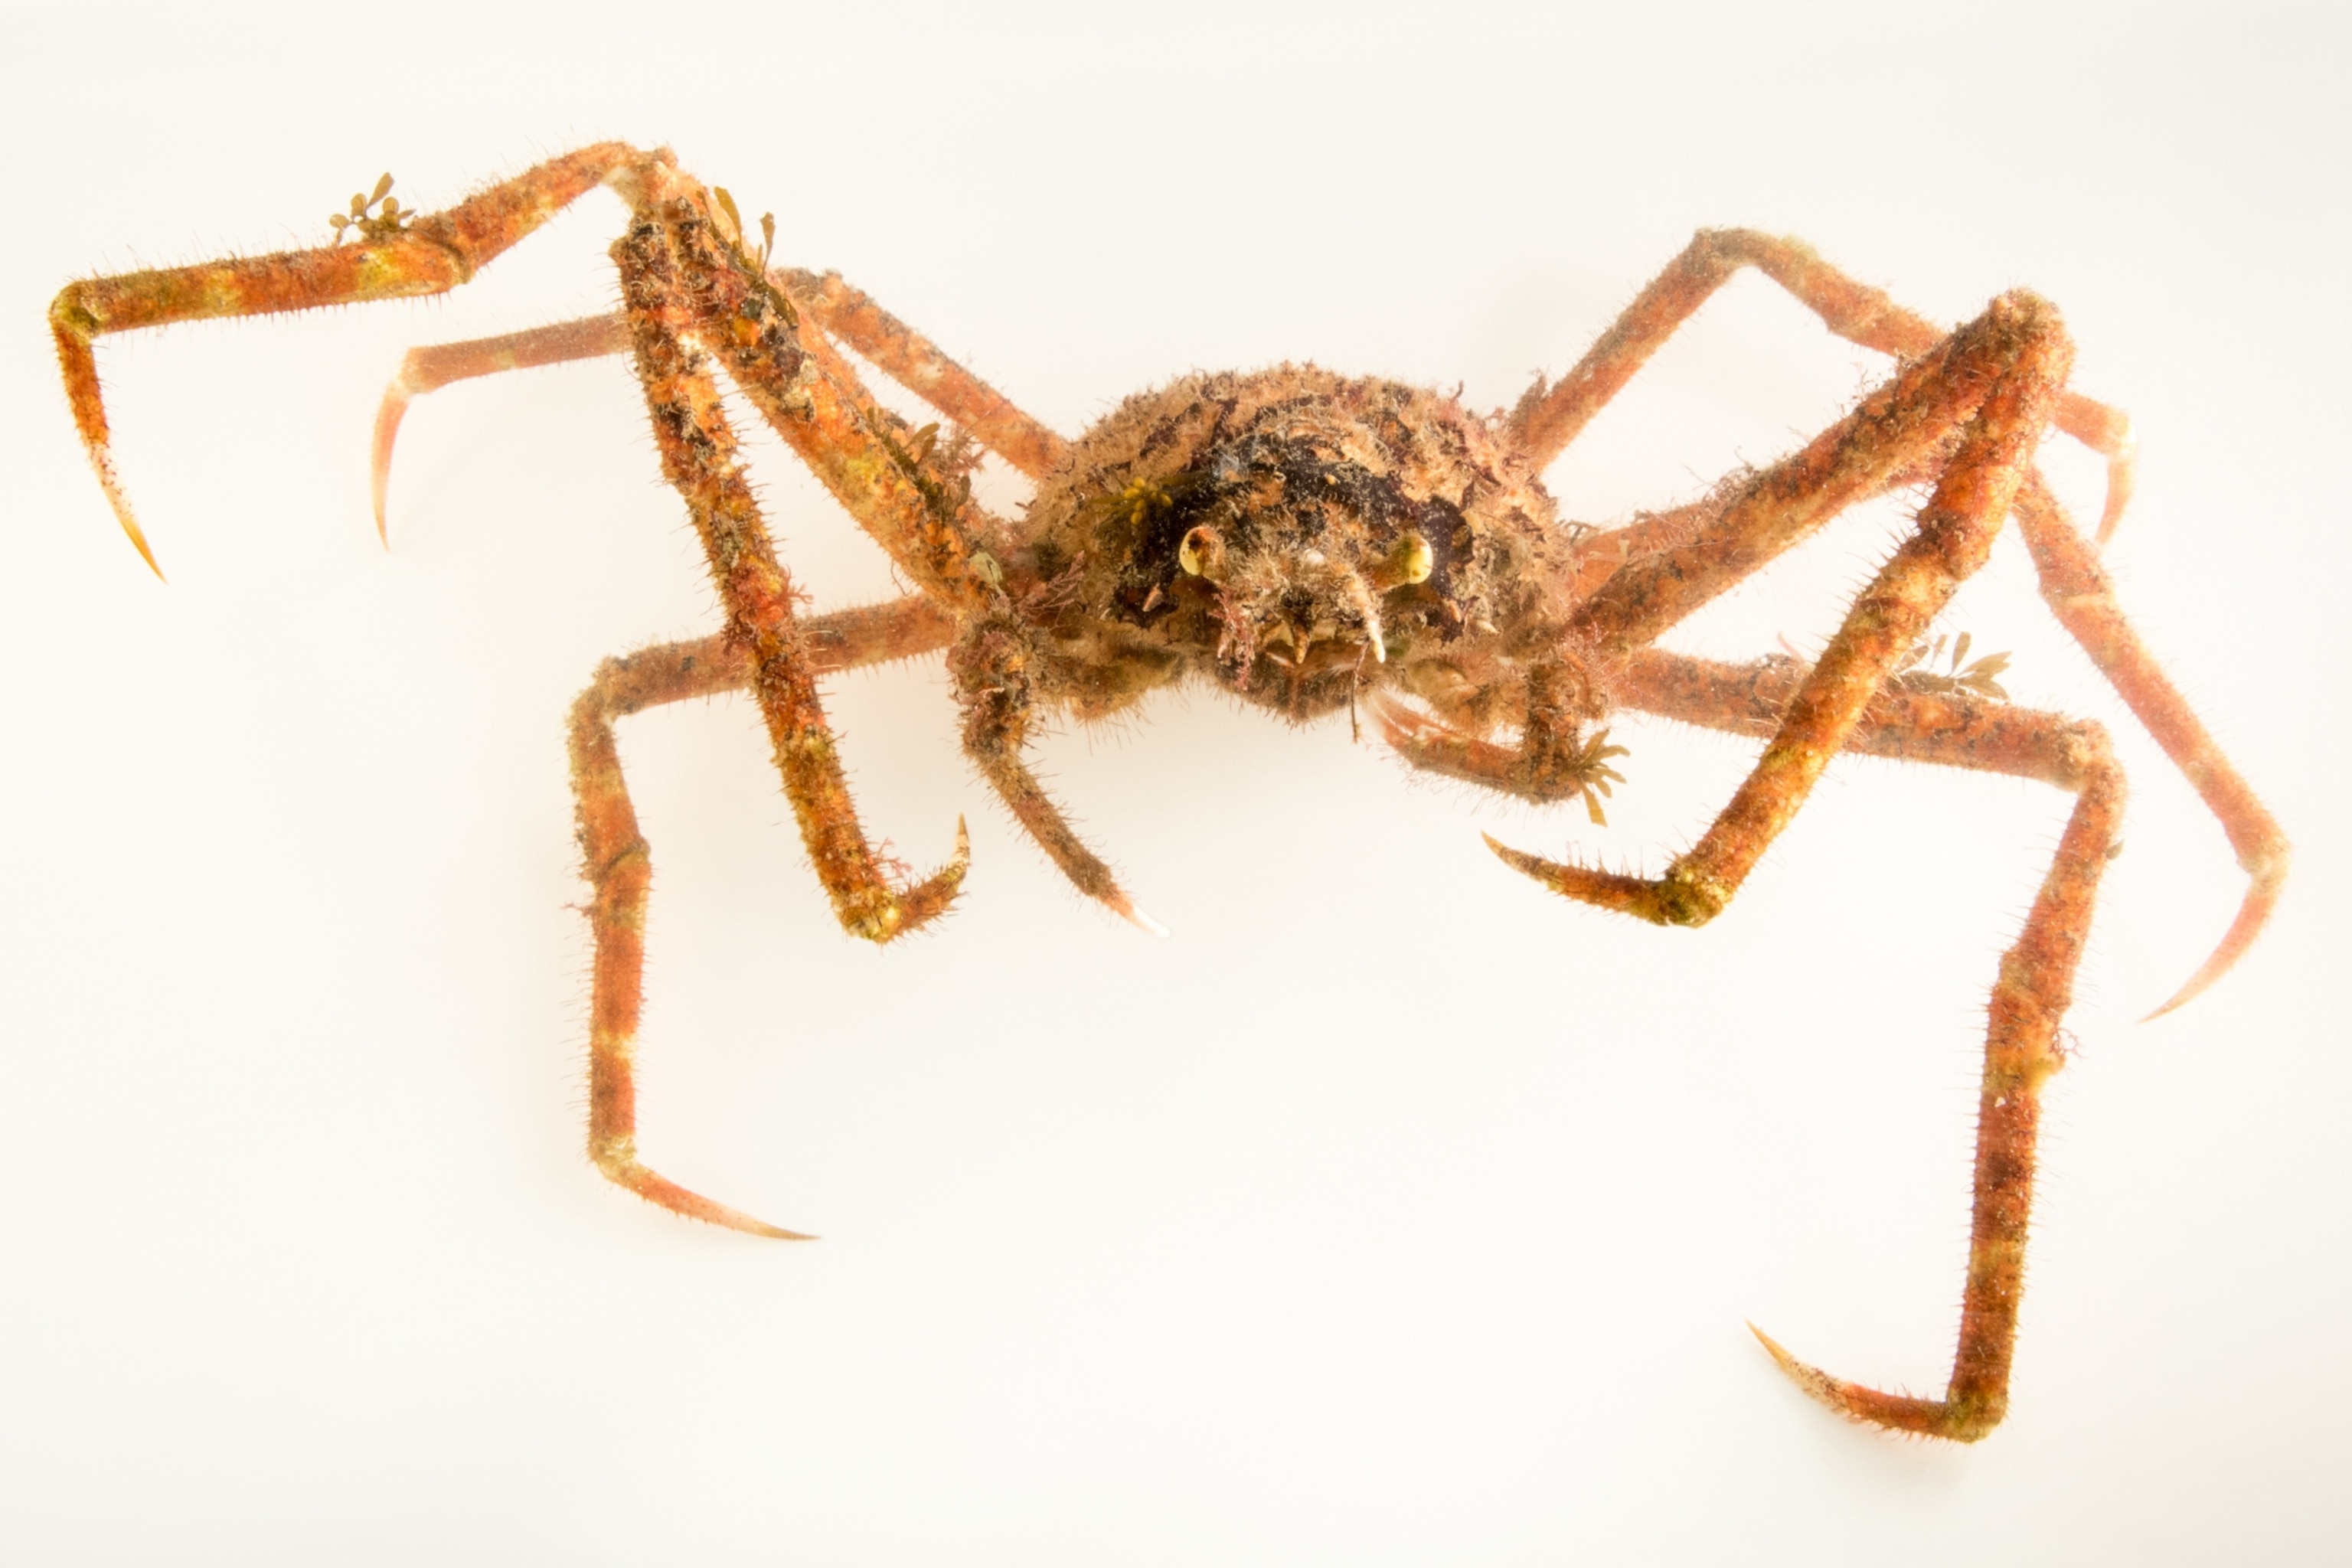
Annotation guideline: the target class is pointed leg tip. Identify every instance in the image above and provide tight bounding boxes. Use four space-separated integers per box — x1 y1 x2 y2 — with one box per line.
603 1155 813 1240
1481 832 1555 883
108 495 166 580
1122 901 1171 939
2141 863 2287 1021
1746 1321 1844 1409
1746 1321 1998 1441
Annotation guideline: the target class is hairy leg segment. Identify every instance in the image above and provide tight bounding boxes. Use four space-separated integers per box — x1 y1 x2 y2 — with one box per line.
1620 649 2122 1439
54 145 991 948
571 597 958 1236
1506 230 2281 1008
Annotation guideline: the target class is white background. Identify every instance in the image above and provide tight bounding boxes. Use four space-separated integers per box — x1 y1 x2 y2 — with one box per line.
1 2 2342 1561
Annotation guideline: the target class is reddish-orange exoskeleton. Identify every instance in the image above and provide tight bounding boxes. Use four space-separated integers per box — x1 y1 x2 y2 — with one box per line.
52 145 2285 1442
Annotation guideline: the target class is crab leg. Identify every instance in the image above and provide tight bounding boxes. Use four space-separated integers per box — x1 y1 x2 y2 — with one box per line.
2007 474 2287 1013
1509 227 2136 542
949 624 1165 935
1498 290 2069 926
1521 230 2280 995
570 597 959 1235
371 315 633 539
51 142 654 576
612 204 968 942
776 269 1070 479
1604 647 2122 1440
371 270 1068 537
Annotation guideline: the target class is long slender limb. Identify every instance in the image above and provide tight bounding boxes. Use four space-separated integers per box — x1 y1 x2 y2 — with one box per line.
1591 466 2283 1007
1601 646 2122 1440
948 622 1164 934
612 207 967 942
362 296 1008 604
1508 228 2136 541
1405 642 2121 1439
1530 230 2272 959
570 597 959 1236
779 268 1070 479
371 315 632 538
1501 293 2071 928
370 264 1070 537
1544 257 2280 996
2009 474 2287 1012
52 142 658 575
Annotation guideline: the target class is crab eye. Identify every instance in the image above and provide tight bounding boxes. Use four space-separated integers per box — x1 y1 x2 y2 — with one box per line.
1178 524 1226 580
1369 530 1433 590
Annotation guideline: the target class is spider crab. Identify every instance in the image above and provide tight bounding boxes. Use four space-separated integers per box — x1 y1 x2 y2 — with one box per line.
51 144 2285 1441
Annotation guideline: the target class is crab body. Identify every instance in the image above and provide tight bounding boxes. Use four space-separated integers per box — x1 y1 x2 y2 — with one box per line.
1011 367 1589 739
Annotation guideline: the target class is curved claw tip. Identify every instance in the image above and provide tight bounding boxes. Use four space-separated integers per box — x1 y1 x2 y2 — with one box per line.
2141 860 2286 1022
371 378 410 550
1120 900 1171 939
125 521 165 581
1480 831 1550 882
101 483 165 580
610 1158 817 1240
1746 1321 1842 1410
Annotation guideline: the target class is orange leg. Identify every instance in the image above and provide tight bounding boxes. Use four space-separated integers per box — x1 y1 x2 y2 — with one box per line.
608 195 968 941
777 268 1069 480
370 268 1070 539
52 142 654 576
2009 473 2287 1012
1607 647 2121 1440
570 597 958 1234
1508 227 2136 541
371 314 632 539
947 621 1166 935
1500 292 2072 928
1517 230 2278 991
57 147 990 946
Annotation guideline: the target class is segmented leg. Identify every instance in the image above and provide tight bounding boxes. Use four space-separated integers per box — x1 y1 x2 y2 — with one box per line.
776 269 1070 479
1611 648 2120 1439
1508 227 2136 541
1520 231 2281 994
2008 474 2287 1013
52 142 650 576
609 201 968 942
370 269 1070 538
372 314 632 539
1497 292 2072 928
946 621 1165 935
1374 662 1627 823
57 146 987 946
570 597 958 1234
